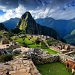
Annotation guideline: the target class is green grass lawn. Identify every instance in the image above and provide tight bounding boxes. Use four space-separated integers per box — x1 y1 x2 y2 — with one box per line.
28 44 41 48
36 62 72 75
24 38 33 44
44 49 58 54
16 37 59 54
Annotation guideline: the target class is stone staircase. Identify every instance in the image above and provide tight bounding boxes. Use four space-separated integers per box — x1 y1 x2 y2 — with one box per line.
9 58 41 75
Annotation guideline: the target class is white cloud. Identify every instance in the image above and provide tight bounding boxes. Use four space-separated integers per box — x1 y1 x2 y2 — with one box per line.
0 5 6 9
0 4 55 22
0 2 75 22
15 4 26 17
0 4 26 22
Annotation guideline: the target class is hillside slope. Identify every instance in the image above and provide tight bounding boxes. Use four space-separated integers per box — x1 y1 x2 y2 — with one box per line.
36 18 75 38
18 12 58 39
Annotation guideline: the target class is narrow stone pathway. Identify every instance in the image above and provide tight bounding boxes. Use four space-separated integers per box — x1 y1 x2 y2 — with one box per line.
0 56 41 75
9 57 41 75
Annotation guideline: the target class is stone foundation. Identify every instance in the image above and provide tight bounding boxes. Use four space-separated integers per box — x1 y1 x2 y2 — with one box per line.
1 48 74 75
26 48 59 64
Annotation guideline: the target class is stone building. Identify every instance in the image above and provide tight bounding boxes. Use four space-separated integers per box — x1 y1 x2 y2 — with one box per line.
1 37 9 44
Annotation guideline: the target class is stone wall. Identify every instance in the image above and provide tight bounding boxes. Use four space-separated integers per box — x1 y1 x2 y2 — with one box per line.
26 48 59 64
0 58 41 75
9 58 41 75
26 48 75 64
59 54 74 63
33 55 59 64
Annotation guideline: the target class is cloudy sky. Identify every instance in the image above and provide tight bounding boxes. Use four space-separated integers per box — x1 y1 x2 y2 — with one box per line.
0 0 75 22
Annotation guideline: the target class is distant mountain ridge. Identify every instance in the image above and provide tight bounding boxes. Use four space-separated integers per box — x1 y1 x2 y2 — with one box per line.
2 16 75 39
1 12 75 45
3 18 19 30
36 18 75 38
64 29 75 45
18 12 58 39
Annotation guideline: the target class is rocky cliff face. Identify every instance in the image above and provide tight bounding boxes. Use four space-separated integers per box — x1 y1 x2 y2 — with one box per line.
18 12 58 39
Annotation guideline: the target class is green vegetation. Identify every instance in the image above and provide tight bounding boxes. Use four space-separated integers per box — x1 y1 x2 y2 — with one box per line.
19 19 27 31
28 44 41 48
71 29 75 35
41 41 48 49
15 35 58 54
36 62 72 75
19 13 28 31
16 36 41 48
44 49 58 54
0 54 13 62
47 38 58 46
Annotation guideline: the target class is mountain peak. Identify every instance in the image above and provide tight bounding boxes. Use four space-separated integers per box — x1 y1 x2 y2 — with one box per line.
18 11 35 31
17 11 58 39
22 11 32 19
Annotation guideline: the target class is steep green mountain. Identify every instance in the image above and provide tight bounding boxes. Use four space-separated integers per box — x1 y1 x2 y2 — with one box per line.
36 18 75 38
18 12 58 39
71 29 75 35
0 23 7 31
64 29 75 45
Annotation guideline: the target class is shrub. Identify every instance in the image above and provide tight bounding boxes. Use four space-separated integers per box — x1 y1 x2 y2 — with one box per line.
35 38 41 44
41 41 48 49
21 42 28 47
0 54 13 62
